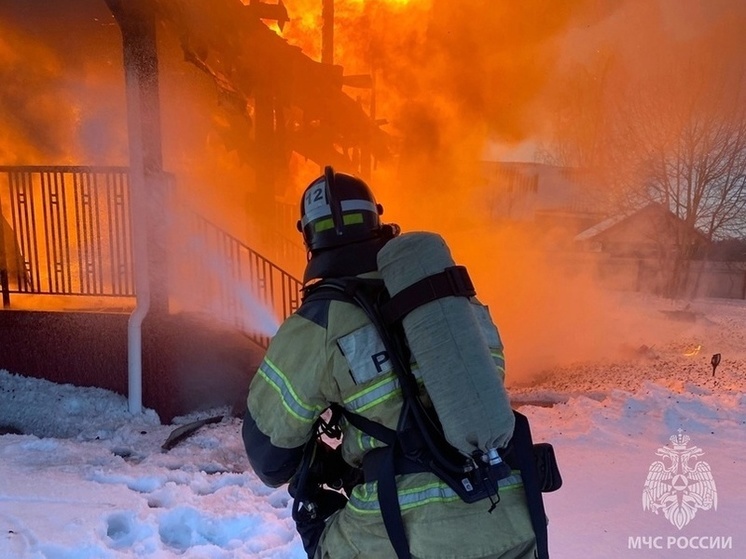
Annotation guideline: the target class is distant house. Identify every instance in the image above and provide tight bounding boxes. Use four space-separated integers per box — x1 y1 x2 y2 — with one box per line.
574 202 710 258
479 163 743 297
480 161 606 246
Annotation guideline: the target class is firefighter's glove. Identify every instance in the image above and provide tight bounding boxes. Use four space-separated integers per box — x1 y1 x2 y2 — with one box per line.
293 489 348 559
315 488 348 520
310 441 363 495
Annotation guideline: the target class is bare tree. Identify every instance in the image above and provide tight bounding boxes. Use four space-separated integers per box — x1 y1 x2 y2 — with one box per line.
542 49 746 297
609 55 746 295
614 60 746 238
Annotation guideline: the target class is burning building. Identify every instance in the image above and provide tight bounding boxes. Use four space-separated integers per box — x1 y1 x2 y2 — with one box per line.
0 0 394 419
2 0 745 418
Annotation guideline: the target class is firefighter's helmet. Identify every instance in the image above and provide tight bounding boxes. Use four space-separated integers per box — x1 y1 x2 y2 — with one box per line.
297 167 385 252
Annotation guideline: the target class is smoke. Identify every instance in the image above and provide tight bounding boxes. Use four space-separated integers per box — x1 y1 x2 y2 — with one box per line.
279 1 624 380
0 20 74 163
0 0 285 339
278 0 746 382
4 0 746 383
0 2 127 165
169 229 281 338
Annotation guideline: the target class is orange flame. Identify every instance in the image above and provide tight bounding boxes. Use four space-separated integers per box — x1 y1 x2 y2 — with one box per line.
4 0 746 380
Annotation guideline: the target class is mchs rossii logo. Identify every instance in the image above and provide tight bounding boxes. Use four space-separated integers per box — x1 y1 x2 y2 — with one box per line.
642 429 717 530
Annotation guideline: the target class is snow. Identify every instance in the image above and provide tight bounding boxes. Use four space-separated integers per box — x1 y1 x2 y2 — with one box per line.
2 295 746 558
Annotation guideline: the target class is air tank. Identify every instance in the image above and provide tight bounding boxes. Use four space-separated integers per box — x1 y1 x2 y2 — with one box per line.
377 231 515 457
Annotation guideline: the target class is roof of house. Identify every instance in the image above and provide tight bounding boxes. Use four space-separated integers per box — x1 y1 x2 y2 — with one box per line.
573 209 637 241
574 202 709 244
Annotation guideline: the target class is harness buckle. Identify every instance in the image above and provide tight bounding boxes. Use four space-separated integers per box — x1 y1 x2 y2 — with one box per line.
445 266 476 297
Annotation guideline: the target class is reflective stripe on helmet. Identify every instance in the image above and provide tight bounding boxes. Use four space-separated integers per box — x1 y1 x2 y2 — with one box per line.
341 199 378 213
301 199 378 228
314 212 364 233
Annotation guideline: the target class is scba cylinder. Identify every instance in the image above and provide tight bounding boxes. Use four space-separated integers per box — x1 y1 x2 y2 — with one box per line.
376 231 514 457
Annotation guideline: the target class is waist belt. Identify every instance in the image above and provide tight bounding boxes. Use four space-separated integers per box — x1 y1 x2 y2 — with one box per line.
362 446 516 490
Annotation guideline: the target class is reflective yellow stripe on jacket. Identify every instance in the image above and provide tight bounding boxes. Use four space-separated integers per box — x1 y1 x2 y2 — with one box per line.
343 369 430 453
492 350 506 377
348 473 524 514
256 357 324 424
343 372 402 413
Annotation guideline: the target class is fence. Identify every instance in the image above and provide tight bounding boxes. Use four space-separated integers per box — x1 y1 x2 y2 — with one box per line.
0 166 303 348
566 253 746 299
168 208 303 348
0 166 134 301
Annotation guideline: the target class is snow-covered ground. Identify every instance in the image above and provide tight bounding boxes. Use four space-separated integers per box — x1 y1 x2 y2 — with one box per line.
1 295 745 558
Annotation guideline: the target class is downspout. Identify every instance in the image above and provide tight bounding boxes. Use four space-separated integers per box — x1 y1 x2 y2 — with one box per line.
120 21 150 417
127 303 149 415
126 153 150 415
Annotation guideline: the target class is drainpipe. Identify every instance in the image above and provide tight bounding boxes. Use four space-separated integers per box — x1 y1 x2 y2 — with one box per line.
111 0 154 415
124 70 150 416
127 242 149 416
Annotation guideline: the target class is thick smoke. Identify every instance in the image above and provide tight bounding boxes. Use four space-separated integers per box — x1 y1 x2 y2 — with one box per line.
282 0 746 382
3 0 745 382
0 1 127 165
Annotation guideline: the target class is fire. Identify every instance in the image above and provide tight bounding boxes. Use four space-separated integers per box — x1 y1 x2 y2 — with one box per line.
277 0 431 69
347 0 420 8
4 1 746 383
0 14 127 166
684 345 702 357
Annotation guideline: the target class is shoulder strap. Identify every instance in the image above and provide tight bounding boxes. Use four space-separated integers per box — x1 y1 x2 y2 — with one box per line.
511 411 550 559
379 265 475 324
304 277 419 400
304 278 416 559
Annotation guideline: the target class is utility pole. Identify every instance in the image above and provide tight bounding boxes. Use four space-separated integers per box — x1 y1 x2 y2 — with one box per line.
319 0 334 175
322 0 334 65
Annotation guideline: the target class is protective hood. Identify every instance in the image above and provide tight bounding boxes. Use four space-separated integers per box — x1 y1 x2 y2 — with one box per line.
303 235 392 284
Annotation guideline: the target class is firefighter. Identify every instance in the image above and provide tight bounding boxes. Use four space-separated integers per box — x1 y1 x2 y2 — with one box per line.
242 168 538 559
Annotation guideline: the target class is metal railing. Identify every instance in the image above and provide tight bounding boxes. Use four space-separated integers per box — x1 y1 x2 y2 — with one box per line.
0 165 303 348
169 207 303 348
0 166 134 300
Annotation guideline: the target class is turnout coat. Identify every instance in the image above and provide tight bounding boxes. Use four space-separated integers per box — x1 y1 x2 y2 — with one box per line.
243 273 536 559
